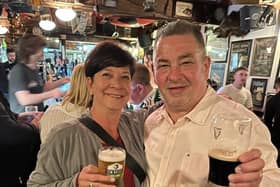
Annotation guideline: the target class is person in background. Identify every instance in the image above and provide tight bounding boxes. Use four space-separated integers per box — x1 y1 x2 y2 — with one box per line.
40 64 92 143
9 34 68 113
264 77 280 166
54 55 67 78
126 63 161 110
28 41 152 187
217 66 253 110
144 20 280 186
143 48 156 88
0 47 16 99
0 90 42 187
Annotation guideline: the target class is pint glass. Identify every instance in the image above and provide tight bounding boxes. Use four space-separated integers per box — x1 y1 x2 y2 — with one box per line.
98 146 126 185
208 114 252 186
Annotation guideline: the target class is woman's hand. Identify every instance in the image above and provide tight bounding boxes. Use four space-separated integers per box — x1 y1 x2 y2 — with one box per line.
77 165 116 187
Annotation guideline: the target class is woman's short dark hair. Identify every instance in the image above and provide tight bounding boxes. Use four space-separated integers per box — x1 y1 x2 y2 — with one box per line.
16 34 46 64
85 41 135 78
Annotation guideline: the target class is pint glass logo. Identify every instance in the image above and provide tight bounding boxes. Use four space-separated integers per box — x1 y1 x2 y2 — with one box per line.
214 127 222 139
106 163 123 177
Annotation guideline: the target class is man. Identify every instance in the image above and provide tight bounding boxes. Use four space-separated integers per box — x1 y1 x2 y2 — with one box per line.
126 63 161 110
9 34 68 113
144 20 280 186
0 47 16 99
217 67 253 110
264 77 280 166
143 49 156 88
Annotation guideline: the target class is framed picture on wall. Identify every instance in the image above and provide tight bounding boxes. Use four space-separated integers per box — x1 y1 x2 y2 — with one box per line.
206 26 228 62
250 37 277 77
250 78 268 108
209 63 226 90
226 40 252 84
175 1 193 18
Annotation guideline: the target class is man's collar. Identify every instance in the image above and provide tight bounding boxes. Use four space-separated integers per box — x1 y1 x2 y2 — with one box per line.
157 87 217 126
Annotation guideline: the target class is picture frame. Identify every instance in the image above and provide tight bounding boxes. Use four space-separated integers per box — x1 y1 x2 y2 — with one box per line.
209 63 226 90
206 26 229 62
250 37 277 77
103 0 117 7
175 1 193 18
226 40 252 84
250 78 268 109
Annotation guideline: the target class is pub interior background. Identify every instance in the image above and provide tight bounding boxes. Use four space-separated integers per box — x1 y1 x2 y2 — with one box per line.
1 0 280 115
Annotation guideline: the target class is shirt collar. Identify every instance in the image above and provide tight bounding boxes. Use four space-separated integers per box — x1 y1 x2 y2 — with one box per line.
158 87 218 126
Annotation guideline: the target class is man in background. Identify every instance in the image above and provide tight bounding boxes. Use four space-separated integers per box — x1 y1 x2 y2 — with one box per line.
0 47 16 99
126 63 161 110
264 77 280 166
217 66 253 110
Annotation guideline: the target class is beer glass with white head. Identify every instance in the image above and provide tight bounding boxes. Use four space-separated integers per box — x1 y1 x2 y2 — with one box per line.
98 146 126 185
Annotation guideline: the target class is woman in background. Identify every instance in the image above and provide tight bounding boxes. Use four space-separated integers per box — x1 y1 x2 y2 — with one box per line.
40 64 91 143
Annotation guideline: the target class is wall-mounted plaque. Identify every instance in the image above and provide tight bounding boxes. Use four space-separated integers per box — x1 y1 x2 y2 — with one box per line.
226 40 252 84
250 78 267 108
250 37 277 77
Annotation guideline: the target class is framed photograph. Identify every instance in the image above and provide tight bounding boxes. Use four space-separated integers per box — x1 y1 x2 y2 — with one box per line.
250 78 268 108
226 40 252 84
175 1 193 18
206 26 228 62
103 0 117 7
209 63 226 90
250 37 277 77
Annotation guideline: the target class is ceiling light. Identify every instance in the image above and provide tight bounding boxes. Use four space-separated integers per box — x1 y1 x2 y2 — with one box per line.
39 20 56 31
39 14 56 31
0 26 9 34
55 8 76 22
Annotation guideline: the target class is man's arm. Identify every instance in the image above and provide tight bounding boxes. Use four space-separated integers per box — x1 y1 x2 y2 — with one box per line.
15 89 65 106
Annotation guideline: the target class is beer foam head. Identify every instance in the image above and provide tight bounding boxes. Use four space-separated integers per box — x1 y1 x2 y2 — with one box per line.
209 149 238 162
99 147 126 162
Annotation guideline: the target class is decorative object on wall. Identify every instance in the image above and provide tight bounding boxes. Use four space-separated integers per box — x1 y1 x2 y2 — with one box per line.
250 37 277 77
209 63 226 90
226 40 252 84
206 26 228 62
250 78 268 109
175 1 193 18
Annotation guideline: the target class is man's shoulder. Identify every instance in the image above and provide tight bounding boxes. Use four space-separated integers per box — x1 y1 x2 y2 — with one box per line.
217 84 232 93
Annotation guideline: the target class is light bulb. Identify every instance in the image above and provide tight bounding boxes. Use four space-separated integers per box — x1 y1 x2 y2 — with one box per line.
55 8 76 22
0 26 8 34
39 20 56 31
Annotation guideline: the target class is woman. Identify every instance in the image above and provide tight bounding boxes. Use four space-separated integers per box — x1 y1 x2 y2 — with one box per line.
28 41 150 187
40 64 92 143
9 34 68 113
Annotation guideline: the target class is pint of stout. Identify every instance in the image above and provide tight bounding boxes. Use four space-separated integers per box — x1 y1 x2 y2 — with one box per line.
98 146 126 185
208 149 240 186
208 114 252 186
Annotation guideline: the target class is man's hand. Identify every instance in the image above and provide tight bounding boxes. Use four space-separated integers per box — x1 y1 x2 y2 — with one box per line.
228 149 264 187
77 165 116 187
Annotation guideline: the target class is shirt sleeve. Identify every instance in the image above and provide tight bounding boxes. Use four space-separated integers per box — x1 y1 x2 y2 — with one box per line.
245 90 253 109
9 65 30 93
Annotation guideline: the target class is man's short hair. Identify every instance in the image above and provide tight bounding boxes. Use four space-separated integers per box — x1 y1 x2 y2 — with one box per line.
132 63 150 86
233 66 248 74
6 47 15 54
154 20 206 56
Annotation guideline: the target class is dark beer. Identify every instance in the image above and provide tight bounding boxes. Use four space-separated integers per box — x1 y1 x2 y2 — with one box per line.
208 149 241 186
